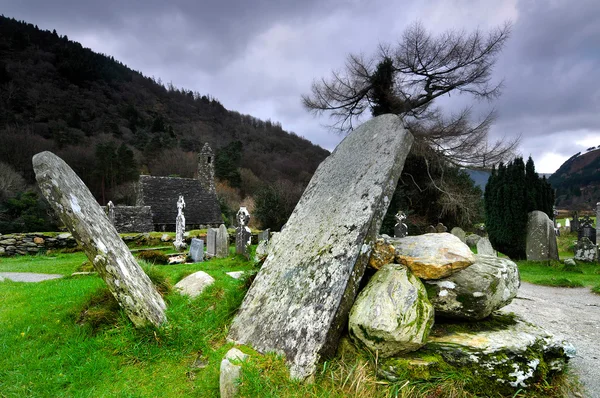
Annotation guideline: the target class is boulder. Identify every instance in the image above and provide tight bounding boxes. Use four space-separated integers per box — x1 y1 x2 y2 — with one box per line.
465 234 481 248
476 237 496 256
161 234 172 242
450 227 466 243
391 233 475 280
220 348 249 398
379 315 575 393
227 114 414 379
349 264 433 357
564 258 576 267
226 271 245 280
424 255 520 320
174 271 215 298
526 211 559 261
368 236 395 270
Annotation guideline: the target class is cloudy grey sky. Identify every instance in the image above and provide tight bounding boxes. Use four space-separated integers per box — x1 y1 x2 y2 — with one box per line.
3 0 599 172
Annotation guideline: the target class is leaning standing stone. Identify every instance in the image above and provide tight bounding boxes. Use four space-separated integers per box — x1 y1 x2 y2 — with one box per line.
33 151 166 328
227 114 413 379
349 264 434 356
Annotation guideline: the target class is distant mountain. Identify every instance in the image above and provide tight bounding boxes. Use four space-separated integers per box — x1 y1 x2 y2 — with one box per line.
548 148 600 210
0 16 329 205
463 169 491 191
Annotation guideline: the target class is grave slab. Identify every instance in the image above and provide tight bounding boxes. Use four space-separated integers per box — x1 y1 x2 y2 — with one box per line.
227 114 413 379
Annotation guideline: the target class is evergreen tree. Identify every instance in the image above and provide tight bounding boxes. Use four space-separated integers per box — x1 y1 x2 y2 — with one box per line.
484 156 554 259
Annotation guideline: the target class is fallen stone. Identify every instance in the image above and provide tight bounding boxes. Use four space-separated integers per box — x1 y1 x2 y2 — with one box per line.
71 271 97 276
226 271 245 280
379 315 575 393
564 258 576 267
349 264 433 357
33 151 166 328
476 237 496 256
0 272 63 282
450 227 466 243
368 235 395 270
167 254 186 265
526 211 559 261
391 233 475 280
220 348 249 398
424 255 520 320
465 234 481 248
174 271 215 298
161 234 172 242
228 114 413 379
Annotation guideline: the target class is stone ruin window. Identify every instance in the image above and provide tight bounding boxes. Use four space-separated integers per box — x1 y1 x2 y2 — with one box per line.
207 156 212 164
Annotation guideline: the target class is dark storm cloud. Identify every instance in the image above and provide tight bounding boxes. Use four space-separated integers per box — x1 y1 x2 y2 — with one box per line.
2 0 598 172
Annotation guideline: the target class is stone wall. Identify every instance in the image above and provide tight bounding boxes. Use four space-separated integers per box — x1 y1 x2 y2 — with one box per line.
0 233 78 256
102 205 154 233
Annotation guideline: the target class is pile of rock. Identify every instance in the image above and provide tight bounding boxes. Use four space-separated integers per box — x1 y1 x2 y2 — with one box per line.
348 232 573 390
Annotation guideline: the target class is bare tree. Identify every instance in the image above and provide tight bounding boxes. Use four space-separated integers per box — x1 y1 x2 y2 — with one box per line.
302 21 518 169
303 22 518 228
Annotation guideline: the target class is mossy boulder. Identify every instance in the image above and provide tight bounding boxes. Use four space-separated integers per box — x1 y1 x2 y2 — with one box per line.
391 233 475 279
349 264 434 357
424 255 520 320
379 314 575 394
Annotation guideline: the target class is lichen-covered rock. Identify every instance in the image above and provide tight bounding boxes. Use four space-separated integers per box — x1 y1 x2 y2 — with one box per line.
228 114 413 380
33 151 166 328
174 271 215 298
424 255 520 320
574 237 597 262
476 237 496 256
368 236 395 270
220 348 249 398
391 233 475 280
450 227 466 243
349 264 434 357
379 315 575 393
526 211 559 261
465 234 481 248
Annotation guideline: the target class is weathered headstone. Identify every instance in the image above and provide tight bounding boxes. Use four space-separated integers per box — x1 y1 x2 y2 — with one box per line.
206 228 218 257
476 237 496 256
577 215 596 244
526 211 559 261
107 200 115 226
235 207 251 258
189 238 204 262
565 218 571 231
258 229 270 243
32 151 166 327
173 195 187 251
394 211 408 238
574 237 597 262
228 114 413 379
450 227 466 243
216 224 229 258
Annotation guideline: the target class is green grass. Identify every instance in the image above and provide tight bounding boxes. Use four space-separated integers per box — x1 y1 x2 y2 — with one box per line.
517 260 600 290
0 248 580 397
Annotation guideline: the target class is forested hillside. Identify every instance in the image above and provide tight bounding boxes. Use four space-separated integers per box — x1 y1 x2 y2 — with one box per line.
0 16 329 231
549 148 600 210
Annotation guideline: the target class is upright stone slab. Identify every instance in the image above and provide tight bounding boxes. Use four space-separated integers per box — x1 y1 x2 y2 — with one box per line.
235 207 251 258
189 238 204 262
206 228 218 257
32 151 166 328
228 114 413 379
526 211 559 261
258 229 270 242
216 224 229 258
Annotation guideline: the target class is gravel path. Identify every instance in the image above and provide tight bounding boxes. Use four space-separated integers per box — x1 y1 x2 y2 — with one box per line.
502 282 600 397
0 272 63 282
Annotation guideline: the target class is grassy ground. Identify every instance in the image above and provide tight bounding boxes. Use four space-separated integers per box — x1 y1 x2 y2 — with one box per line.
0 248 580 397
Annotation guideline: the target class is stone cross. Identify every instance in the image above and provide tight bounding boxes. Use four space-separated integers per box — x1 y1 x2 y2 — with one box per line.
33 151 166 328
107 200 115 226
393 211 408 238
227 114 413 379
173 195 187 251
216 224 229 258
235 207 251 258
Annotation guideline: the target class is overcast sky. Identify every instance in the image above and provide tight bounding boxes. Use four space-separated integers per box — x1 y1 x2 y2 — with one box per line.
3 0 599 173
